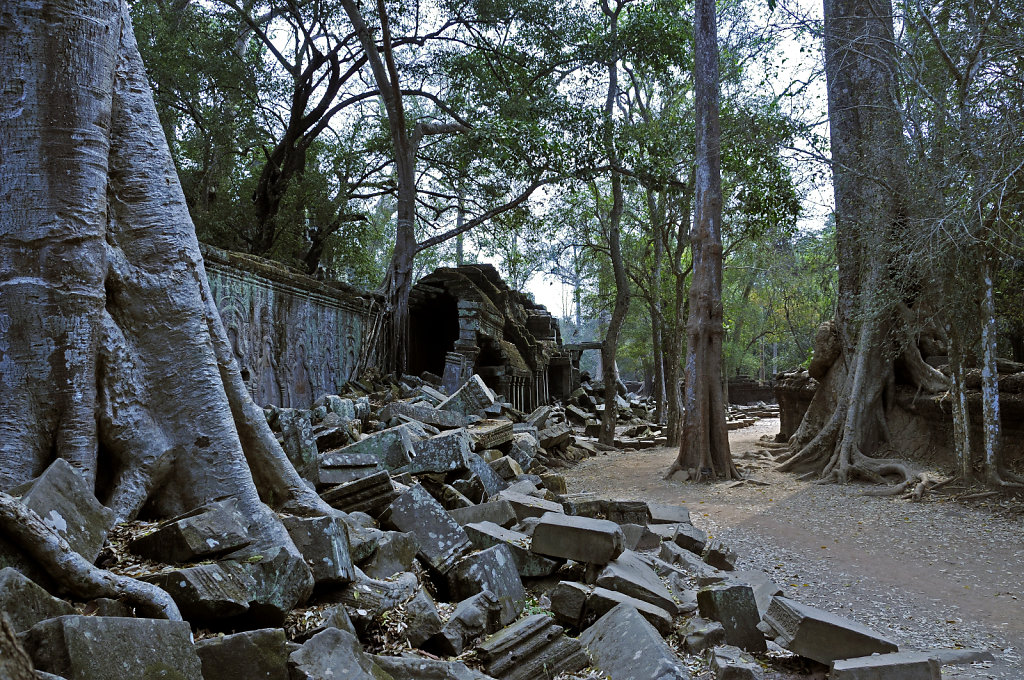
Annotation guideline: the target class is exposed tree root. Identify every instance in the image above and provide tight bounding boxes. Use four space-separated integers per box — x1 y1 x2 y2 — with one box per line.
0 493 181 621
0 615 35 680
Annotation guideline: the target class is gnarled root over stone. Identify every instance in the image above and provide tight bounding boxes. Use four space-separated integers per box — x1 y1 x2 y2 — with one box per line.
0 493 181 621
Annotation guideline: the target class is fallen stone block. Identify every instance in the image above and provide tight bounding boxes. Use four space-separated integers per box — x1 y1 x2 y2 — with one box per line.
276 408 320 485
697 584 766 653
289 627 392 680
326 424 416 471
448 545 526 626
548 581 591 628
703 540 737 571
670 523 709 555
450 500 518 528
380 484 471 573
596 549 677 615
831 652 941 679
408 430 472 475
508 433 538 470
19 458 115 563
538 473 567 495
432 481 477 510
129 498 251 564
495 490 563 521
282 514 354 586
0 567 72 634
538 422 572 450
709 645 763 680
684 618 727 654
144 560 256 621
465 452 510 499
761 596 899 665
404 588 444 648
525 405 552 430
195 627 289 680
657 542 720 579
361 531 418 580
530 512 624 564
725 571 782 617
489 456 523 481
475 614 589 680
318 452 384 486
621 523 662 551
579 603 690 680
928 648 995 666
464 522 560 578
21 615 202 680
468 419 514 451
382 400 467 429
649 503 692 525
371 654 493 680
585 586 674 636
439 375 496 417
427 590 503 656
320 469 398 516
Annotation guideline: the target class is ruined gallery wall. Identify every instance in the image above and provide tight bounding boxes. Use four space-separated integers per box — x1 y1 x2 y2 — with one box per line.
202 245 378 410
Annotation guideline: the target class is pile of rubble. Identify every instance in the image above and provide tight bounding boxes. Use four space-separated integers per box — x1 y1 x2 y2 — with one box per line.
2 374 986 680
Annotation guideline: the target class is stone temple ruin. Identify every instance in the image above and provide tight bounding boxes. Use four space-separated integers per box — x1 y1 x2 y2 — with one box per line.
408 264 576 411
204 246 582 412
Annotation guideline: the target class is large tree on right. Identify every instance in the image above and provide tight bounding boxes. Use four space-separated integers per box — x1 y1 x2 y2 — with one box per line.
777 0 948 482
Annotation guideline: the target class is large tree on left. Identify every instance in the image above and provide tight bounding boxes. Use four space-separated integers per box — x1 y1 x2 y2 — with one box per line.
0 0 331 617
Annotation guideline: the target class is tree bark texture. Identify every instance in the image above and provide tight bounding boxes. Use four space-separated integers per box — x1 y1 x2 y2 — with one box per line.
778 0 947 483
1 0 328 613
598 1 631 446
666 0 734 480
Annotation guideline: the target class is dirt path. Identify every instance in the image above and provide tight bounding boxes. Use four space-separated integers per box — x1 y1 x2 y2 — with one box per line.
562 419 1023 678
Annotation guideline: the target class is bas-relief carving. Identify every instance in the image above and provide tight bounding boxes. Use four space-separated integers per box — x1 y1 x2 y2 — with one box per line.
206 264 370 409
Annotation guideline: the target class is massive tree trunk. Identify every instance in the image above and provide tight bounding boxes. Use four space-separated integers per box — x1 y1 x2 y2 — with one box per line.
1 0 330 617
777 0 948 483
666 0 734 480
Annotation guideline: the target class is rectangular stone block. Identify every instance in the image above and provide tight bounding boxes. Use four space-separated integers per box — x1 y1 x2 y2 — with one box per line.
381 400 467 429
448 544 526 626
475 614 589 680
585 587 674 636
530 512 624 564
129 498 250 564
465 521 560 578
449 500 518 528
439 375 496 417
318 452 384 486
495 490 563 521
21 615 203 680
320 469 398 516
282 515 354 585
380 484 471 573
408 430 472 475
196 628 289 680
596 550 677 615
579 603 690 680
325 424 416 471
467 419 513 451
0 567 72 633
831 652 941 679
762 596 899 665
697 584 766 653
20 458 115 563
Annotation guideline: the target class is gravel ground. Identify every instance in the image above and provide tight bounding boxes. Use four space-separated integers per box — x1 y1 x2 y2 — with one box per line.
562 418 1023 678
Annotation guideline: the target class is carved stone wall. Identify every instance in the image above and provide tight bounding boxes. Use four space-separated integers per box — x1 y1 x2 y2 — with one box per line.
202 245 377 409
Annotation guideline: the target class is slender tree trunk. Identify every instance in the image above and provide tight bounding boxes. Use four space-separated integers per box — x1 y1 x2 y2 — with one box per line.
978 255 1003 485
648 191 667 423
666 0 733 480
598 2 630 446
664 195 692 447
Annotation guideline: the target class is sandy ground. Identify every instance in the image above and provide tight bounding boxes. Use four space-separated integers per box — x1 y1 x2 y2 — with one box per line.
562 418 1024 678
